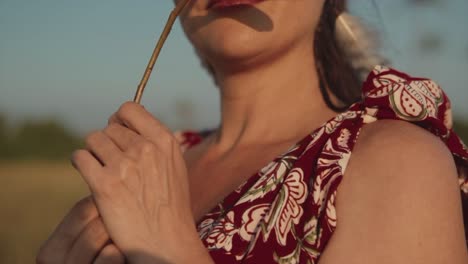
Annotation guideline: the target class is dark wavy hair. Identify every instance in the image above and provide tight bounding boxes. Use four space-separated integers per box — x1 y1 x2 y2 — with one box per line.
315 0 362 112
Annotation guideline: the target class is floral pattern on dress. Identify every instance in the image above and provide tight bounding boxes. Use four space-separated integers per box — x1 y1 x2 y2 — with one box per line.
236 159 292 205
262 167 308 246
199 211 238 252
367 65 443 121
176 66 468 263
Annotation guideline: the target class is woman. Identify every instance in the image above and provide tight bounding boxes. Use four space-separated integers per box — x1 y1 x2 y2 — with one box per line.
37 0 468 263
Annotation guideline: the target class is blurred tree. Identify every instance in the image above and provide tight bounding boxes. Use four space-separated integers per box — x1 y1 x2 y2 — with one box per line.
7 119 82 160
0 114 9 158
418 32 443 54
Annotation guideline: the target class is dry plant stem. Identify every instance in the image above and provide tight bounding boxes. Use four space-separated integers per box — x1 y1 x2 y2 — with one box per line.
134 0 192 104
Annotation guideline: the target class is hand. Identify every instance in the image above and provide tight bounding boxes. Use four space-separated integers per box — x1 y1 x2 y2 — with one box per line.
37 196 125 264
72 102 212 264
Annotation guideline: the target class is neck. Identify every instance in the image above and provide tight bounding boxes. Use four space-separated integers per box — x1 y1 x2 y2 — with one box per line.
210 39 338 154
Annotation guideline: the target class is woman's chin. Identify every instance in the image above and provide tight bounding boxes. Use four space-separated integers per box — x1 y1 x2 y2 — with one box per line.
197 22 273 67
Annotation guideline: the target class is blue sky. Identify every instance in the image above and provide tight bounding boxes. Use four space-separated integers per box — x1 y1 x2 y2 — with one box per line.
0 0 467 135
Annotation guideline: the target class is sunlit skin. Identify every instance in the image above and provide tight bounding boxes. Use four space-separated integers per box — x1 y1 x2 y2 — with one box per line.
176 0 337 149
37 1 468 263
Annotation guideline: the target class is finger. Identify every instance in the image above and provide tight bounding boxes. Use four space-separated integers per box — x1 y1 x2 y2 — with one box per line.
93 244 126 264
108 112 119 125
85 131 123 166
115 101 171 141
72 149 103 191
65 217 110 264
37 197 98 264
103 123 141 152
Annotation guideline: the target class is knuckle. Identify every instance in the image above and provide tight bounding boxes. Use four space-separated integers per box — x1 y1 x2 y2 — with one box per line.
140 141 157 154
71 149 86 163
159 133 176 150
71 196 97 221
55 231 76 250
103 123 118 135
97 244 125 264
87 217 109 242
70 150 80 169
107 113 117 125
35 247 50 264
84 130 101 146
119 157 135 170
74 196 93 210
118 101 138 117
36 255 50 264
169 134 179 148
35 241 62 264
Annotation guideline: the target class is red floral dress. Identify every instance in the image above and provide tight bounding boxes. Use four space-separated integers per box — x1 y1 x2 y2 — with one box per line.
174 66 468 264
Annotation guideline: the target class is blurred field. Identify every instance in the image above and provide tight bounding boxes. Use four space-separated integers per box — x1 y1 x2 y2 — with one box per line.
0 161 88 264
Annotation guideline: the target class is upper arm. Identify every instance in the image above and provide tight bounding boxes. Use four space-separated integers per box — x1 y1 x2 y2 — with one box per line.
318 120 468 264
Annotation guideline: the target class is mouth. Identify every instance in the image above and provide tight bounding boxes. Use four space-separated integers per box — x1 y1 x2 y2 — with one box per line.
207 0 265 10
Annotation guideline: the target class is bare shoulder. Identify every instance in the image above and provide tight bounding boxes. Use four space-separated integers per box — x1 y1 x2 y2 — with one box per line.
319 119 468 264
345 119 459 180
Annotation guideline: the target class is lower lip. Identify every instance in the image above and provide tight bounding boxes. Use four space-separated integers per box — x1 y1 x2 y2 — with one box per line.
209 0 264 9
